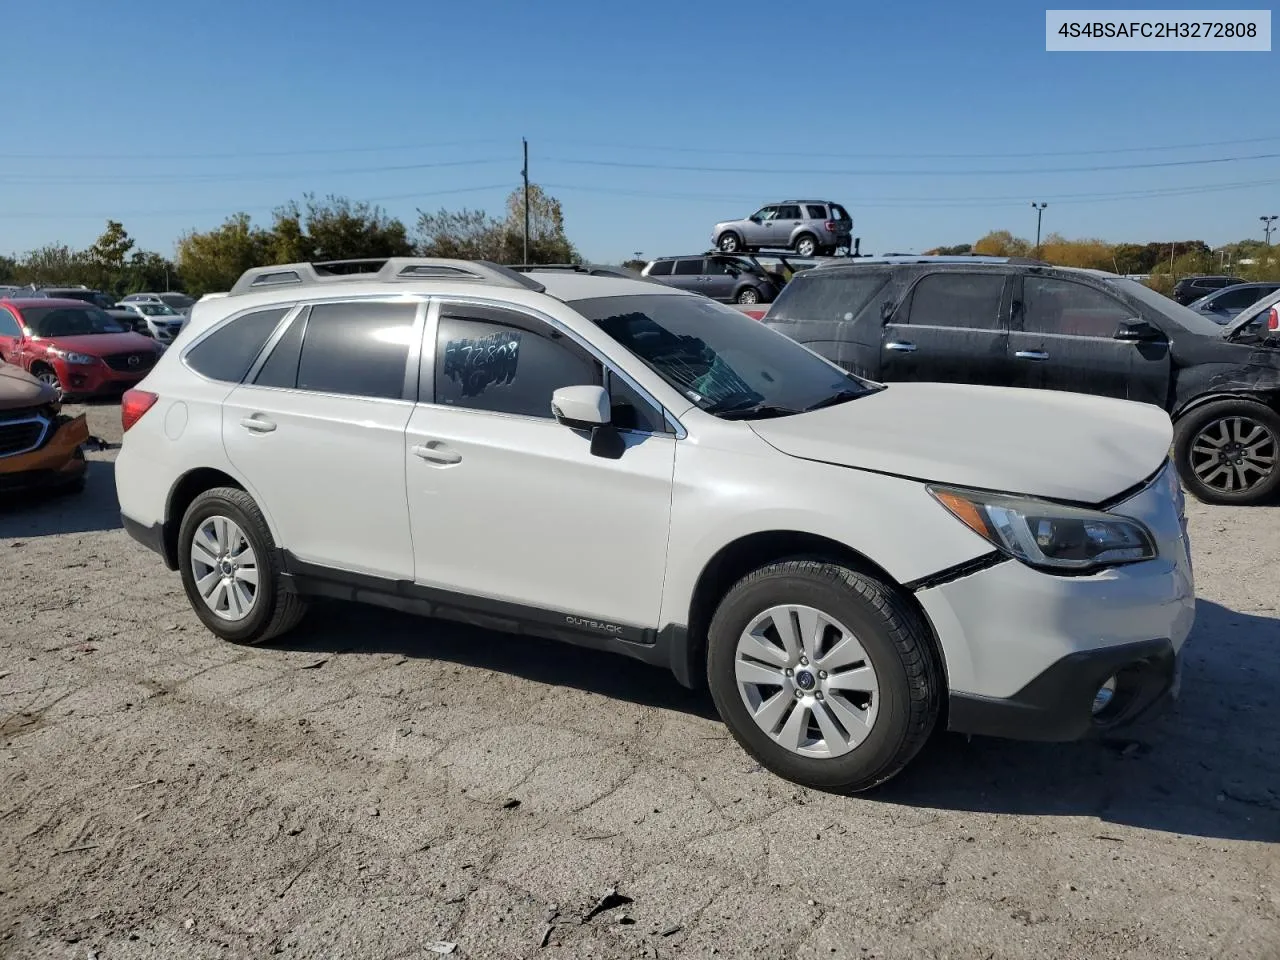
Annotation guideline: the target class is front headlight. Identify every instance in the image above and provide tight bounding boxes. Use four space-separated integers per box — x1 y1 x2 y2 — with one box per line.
49 349 96 365
928 485 1157 572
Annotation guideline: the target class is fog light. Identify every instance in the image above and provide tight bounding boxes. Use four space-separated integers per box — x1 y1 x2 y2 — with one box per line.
1092 676 1118 715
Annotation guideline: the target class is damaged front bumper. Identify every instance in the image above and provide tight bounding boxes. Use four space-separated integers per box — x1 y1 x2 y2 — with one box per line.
0 413 90 492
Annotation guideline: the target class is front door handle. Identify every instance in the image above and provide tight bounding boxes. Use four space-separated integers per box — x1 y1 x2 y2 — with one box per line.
239 416 276 433
885 341 917 352
1015 350 1049 361
412 442 462 465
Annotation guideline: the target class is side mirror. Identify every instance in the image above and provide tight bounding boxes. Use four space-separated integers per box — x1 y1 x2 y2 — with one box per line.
1113 319 1164 342
551 385 610 431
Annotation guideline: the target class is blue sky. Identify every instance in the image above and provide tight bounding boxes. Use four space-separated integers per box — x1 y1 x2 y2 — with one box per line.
1 0 1275 263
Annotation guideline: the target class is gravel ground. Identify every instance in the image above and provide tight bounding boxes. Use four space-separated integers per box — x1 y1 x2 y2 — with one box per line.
1 402 1277 960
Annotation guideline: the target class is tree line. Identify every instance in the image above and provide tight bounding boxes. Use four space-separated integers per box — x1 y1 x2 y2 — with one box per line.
0 184 580 298
928 231 1280 293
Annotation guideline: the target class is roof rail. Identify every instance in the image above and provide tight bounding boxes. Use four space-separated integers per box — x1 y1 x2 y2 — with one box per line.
228 258 546 296
508 263 645 279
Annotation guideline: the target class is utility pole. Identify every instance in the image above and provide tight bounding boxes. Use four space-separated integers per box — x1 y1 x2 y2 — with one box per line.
1262 215 1279 246
522 138 530 265
1030 202 1047 257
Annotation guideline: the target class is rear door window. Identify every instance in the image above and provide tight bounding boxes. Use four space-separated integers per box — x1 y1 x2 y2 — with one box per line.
184 307 290 383
776 205 803 220
672 259 704 276
294 301 418 400
905 273 1006 329
1209 286 1269 312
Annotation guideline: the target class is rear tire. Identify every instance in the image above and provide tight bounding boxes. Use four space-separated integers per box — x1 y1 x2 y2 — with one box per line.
707 559 941 793
177 487 308 644
794 234 818 257
736 287 760 305
1173 399 1280 505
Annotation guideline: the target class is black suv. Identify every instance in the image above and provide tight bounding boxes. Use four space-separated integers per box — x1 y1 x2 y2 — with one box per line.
763 256 1280 505
1172 274 1245 306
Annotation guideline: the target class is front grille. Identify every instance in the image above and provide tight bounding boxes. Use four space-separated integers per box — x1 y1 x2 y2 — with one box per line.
0 415 50 457
103 351 157 373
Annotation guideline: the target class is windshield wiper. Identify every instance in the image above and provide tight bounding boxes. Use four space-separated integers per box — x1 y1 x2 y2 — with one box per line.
715 403 800 421
803 389 865 413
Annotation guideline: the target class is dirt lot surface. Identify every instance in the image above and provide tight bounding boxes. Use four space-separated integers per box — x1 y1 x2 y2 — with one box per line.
2 402 1277 960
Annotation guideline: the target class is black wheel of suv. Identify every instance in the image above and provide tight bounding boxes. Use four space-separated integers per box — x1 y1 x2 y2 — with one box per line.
736 287 760 305
1173 399 1280 505
706 559 942 793
794 234 818 257
717 232 742 253
177 487 308 644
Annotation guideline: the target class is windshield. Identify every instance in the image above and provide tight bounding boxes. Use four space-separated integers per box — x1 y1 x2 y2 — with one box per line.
24 305 128 336
160 294 194 309
137 302 177 316
1103 278 1225 337
571 294 875 418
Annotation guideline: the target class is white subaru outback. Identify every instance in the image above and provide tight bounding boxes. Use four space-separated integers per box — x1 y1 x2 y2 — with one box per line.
116 258 1195 792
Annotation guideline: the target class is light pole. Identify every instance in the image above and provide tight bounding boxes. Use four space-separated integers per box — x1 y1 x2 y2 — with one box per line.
1262 215 1278 246
1031 202 1047 257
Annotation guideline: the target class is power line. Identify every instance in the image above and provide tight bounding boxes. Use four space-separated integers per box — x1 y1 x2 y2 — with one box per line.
0 138 509 161
547 133 1280 161
539 151 1280 178
0 183 513 220
0 158 510 186
538 177 1280 209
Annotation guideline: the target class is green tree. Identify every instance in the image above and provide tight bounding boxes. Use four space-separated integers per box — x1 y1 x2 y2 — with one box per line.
0 255 16 284
176 213 274 296
12 244 96 287
122 251 178 294
924 243 972 256
270 194 413 263
415 184 579 265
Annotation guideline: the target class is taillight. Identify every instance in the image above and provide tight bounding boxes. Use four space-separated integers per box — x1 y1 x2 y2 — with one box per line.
1268 306 1278 332
121 389 158 432
825 220 837 232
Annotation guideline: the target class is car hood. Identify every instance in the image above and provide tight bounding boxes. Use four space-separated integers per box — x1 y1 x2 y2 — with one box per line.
748 382 1173 504
0 362 57 409
36 332 157 354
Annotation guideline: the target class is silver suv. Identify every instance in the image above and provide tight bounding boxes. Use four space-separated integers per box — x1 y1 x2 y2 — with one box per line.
713 201 852 257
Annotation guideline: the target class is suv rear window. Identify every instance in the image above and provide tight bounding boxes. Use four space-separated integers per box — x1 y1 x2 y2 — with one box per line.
766 269 890 325
184 307 290 382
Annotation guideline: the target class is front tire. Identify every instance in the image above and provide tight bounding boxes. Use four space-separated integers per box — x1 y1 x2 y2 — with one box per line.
717 232 742 253
1173 399 1280 505
32 365 63 401
707 560 941 793
177 487 308 644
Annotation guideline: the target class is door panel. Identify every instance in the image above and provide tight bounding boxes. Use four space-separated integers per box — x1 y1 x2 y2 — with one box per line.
407 300 676 628
1009 275 1171 405
879 271 1013 386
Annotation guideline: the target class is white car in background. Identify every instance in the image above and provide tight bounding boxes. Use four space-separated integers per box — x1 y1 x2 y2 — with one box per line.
119 292 196 315
115 258 1195 793
116 300 189 345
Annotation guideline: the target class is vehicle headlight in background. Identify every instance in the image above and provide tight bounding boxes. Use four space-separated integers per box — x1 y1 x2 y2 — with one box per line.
928 485 1157 572
49 349 96 365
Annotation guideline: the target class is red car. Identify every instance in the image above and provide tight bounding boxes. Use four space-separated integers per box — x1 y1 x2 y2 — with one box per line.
0 298 162 400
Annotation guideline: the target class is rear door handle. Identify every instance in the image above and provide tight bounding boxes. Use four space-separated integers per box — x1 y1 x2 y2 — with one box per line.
239 416 276 433
412 442 462 465
885 341 917 352
1015 350 1049 361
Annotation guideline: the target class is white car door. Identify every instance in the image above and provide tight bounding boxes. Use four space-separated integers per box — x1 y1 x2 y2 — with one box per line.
221 297 424 580
405 299 676 632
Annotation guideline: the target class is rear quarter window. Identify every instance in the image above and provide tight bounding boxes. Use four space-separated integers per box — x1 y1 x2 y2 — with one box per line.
184 307 291 383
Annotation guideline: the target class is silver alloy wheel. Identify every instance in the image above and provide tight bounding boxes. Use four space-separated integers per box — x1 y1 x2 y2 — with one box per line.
719 233 739 252
35 369 62 400
735 604 879 759
738 288 759 304
189 515 260 622
1189 415 1277 494
796 236 817 256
